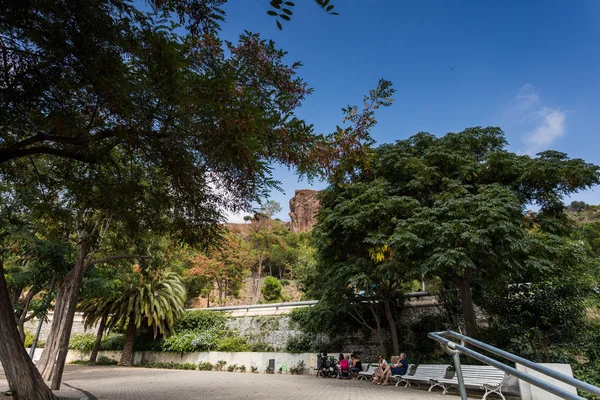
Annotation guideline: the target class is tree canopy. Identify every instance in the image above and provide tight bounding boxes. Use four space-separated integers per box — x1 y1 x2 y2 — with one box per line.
314 126 600 340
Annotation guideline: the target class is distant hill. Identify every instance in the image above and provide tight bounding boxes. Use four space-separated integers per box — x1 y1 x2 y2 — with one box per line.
565 201 600 224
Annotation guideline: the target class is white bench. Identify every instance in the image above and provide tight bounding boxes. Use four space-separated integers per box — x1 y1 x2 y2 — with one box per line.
390 363 415 384
429 365 506 399
396 364 451 389
357 364 377 381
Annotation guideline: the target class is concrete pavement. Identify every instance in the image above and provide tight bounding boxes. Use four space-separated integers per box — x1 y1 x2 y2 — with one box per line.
0 365 476 400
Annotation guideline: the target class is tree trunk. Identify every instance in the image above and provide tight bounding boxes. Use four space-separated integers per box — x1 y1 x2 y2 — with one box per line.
253 253 264 303
118 319 136 367
527 334 540 362
542 333 550 363
17 320 26 344
16 290 36 344
0 261 57 400
383 298 399 355
89 314 107 365
217 281 223 306
38 234 90 387
369 305 386 356
456 276 478 339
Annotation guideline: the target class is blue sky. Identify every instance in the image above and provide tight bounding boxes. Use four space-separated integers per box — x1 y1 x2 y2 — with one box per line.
215 1 600 222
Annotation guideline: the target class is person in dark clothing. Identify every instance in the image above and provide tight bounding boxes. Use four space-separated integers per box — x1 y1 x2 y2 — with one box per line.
390 353 408 376
350 354 362 375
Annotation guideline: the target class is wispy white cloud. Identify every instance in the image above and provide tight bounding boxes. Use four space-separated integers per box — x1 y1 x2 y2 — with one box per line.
515 84 540 110
512 84 566 155
523 107 566 151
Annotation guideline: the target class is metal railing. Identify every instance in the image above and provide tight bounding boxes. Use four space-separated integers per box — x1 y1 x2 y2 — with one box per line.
191 300 318 312
194 291 432 313
428 331 600 400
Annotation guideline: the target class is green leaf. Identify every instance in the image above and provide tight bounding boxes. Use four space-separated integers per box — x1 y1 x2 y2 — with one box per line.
267 10 278 16
276 20 283 30
284 1 295 6
280 14 291 21
282 8 293 15
326 5 334 12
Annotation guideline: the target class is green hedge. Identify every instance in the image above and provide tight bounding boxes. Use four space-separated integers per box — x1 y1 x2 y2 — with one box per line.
285 335 313 354
216 337 250 352
69 334 96 352
197 361 213 371
69 333 125 352
143 361 197 370
174 310 228 332
249 342 274 352
161 330 219 352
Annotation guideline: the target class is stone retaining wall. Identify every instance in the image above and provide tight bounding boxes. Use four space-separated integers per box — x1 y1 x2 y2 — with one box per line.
25 296 443 359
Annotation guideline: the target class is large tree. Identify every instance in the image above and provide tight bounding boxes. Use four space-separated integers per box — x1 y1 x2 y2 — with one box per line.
188 233 252 306
0 1 388 397
314 179 414 354
315 127 600 342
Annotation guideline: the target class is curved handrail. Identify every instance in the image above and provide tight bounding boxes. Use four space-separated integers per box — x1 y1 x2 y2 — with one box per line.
428 330 600 400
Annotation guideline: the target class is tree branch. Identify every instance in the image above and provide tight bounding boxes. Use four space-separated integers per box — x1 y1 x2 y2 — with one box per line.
0 146 97 164
85 254 151 269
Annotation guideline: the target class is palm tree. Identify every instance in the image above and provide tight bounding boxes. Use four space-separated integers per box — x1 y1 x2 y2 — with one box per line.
110 271 186 366
79 296 118 365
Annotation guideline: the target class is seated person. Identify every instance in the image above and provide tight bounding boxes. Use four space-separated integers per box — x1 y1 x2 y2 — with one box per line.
390 353 408 376
339 355 350 378
373 354 391 385
350 354 362 375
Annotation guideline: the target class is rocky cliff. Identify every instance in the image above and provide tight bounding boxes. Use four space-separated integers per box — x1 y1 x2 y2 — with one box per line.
289 189 320 233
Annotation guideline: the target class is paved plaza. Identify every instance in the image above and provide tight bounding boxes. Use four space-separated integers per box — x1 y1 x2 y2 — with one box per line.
0 365 477 400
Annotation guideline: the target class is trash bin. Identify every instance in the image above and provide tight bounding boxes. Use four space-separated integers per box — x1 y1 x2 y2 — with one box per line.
267 359 275 374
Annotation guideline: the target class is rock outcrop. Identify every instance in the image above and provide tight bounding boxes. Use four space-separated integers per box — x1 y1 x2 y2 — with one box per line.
289 189 320 233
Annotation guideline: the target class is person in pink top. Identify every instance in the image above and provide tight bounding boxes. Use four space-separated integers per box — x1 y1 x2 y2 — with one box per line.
339 356 349 371
338 354 351 379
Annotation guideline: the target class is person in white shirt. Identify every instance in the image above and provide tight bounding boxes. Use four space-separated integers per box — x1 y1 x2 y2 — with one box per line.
373 354 390 385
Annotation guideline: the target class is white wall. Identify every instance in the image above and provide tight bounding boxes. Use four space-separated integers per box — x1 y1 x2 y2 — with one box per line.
65 350 317 374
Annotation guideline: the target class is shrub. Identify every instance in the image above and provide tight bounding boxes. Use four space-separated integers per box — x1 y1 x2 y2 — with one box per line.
96 356 118 366
69 360 89 365
175 310 228 332
181 362 197 370
68 334 96 352
250 342 274 352
133 331 163 351
227 364 236 372
197 361 213 371
574 363 600 399
161 330 219 352
251 366 259 373
239 365 246 373
143 361 196 370
23 331 34 348
288 307 311 330
216 336 250 352
285 335 313 354
214 360 227 371
100 334 124 351
289 360 305 375
23 331 45 349
261 276 285 303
